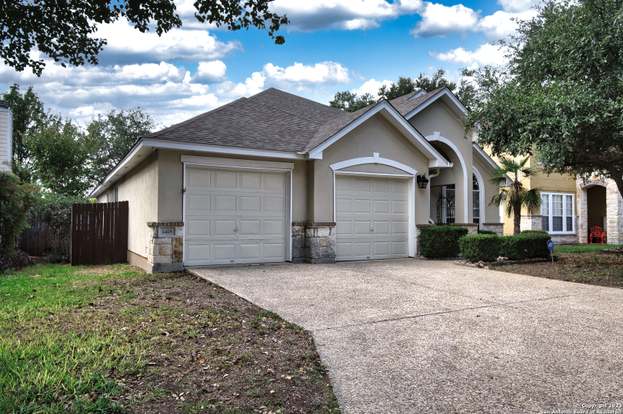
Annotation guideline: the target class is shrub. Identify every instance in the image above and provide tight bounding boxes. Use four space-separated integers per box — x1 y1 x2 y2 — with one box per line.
0 173 35 256
418 225 469 258
478 230 496 235
501 231 551 260
459 234 501 262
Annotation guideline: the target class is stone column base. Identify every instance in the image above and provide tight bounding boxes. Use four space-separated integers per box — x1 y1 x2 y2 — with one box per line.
520 215 543 231
292 222 336 264
146 222 184 273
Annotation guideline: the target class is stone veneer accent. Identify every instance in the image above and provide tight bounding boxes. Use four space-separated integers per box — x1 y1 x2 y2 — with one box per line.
520 214 543 232
292 222 336 264
480 223 504 235
147 222 184 272
577 177 623 244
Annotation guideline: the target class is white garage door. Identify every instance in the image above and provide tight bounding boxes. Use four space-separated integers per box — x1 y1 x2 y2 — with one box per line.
184 167 287 266
336 175 409 261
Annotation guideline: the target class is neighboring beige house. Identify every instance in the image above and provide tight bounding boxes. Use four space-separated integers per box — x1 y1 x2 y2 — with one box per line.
92 87 504 272
494 154 623 245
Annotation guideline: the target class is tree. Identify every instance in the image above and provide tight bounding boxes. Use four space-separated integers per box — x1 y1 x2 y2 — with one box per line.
331 69 462 113
85 109 154 188
1 84 46 178
0 172 35 255
468 0 623 197
26 116 90 197
329 91 376 112
491 157 541 235
2 0 288 75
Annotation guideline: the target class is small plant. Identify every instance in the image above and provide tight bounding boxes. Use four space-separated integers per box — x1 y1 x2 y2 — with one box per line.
459 234 501 262
418 225 468 258
501 231 551 260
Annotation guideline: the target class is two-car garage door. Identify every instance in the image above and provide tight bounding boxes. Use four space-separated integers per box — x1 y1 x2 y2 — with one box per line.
335 175 410 261
184 167 287 266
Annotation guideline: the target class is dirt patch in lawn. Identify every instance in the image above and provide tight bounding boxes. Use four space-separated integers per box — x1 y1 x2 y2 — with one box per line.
9 271 340 413
493 252 623 288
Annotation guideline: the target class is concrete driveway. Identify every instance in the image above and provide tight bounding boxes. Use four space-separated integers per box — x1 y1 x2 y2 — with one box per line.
189 259 623 413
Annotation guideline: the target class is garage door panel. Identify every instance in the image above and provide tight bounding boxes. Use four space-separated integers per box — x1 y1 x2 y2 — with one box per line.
185 167 287 266
336 175 410 261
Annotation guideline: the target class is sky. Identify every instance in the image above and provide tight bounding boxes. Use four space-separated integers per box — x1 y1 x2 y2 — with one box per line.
0 0 542 129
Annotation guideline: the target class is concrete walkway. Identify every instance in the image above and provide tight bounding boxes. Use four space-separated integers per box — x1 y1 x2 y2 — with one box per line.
189 259 623 413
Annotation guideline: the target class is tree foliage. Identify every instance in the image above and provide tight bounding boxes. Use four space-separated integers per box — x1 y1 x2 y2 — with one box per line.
490 157 541 235
468 0 623 196
1 84 46 178
330 69 473 113
85 109 154 187
0 172 35 255
2 0 288 75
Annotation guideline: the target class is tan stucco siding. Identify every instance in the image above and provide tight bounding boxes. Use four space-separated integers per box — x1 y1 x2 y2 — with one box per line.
116 154 158 257
473 152 501 223
410 101 473 222
156 150 309 224
312 113 430 224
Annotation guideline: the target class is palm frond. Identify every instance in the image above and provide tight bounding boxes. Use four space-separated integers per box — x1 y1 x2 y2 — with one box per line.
522 188 541 213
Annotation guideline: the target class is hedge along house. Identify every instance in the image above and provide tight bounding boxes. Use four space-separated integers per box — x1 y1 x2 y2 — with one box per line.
92 87 503 272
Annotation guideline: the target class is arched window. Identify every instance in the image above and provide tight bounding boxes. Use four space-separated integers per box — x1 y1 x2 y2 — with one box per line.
473 174 480 224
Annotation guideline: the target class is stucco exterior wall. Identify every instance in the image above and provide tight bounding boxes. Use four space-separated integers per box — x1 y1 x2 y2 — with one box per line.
114 154 158 257
311 113 431 224
472 151 501 223
410 101 473 223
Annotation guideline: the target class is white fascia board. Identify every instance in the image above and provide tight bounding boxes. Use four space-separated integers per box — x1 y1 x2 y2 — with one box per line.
308 101 451 169
473 143 501 171
144 138 304 160
90 139 303 197
404 88 468 120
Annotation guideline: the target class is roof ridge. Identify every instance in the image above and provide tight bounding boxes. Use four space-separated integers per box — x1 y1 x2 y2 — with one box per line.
257 87 345 113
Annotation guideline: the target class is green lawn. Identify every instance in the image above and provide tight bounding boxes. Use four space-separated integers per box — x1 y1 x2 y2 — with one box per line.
555 243 622 254
0 264 339 414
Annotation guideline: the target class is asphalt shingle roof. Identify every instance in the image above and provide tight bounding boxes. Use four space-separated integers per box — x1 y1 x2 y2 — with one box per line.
146 87 443 153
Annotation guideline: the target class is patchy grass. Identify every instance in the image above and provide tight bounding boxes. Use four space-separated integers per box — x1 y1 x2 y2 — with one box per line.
494 252 623 288
0 264 339 413
555 243 623 254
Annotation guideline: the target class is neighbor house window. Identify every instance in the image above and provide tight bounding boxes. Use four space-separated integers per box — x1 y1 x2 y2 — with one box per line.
473 175 480 224
541 192 575 234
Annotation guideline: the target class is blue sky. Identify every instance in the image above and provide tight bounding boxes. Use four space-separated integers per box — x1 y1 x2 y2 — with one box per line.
0 0 541 127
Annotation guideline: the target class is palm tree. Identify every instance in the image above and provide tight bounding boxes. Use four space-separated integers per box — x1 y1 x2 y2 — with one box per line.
491 157 541 235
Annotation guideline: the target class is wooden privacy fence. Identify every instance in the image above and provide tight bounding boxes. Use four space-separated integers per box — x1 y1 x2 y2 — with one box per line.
71 201 128 265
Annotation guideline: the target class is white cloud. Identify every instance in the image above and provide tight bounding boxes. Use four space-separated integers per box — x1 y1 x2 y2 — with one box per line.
498 0 542 12
434 43 510 67
354 78 392 97
96 20 239 63
477 9 538 39
195 60 227 81
412 2 479 36
263 61 349 84
271 0 422 31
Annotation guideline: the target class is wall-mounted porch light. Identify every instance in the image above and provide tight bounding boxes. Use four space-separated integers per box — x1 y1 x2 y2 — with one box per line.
416 174 429 189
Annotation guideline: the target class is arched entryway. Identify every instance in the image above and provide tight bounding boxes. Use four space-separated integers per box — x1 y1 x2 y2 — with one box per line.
427 138 468 224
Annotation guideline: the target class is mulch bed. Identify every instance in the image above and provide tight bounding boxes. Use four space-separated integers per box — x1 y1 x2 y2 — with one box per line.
492 252 623 288
61 272 340 413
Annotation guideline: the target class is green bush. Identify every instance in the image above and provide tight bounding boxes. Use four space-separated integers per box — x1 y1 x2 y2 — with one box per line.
478 230 496 235
0 173 35 255
501 231 551 260
459 234 501 262
418 225 468 258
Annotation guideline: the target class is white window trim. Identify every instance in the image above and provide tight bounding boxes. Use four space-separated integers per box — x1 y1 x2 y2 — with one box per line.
472 166 486 225
541 192 576 235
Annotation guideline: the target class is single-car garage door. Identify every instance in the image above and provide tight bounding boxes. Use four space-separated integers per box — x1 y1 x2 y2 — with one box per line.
336 175 409 261
184 167 287 266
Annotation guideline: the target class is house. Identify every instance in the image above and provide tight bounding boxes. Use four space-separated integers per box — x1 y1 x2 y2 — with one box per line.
92 87 504 272
496 155 623 244
0 101 12 172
